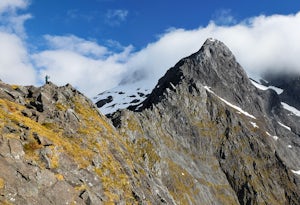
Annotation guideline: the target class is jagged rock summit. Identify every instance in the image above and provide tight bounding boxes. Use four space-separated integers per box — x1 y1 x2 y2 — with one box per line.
1 38 300 205
135 38 254 110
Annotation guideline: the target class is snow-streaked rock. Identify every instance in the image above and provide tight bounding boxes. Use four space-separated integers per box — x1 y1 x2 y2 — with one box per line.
281 102 300 117
250 79 283 94
93 81 153 115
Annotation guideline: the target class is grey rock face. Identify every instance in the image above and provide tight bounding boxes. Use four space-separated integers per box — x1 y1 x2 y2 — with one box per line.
114 38 300 204
96 95 113 108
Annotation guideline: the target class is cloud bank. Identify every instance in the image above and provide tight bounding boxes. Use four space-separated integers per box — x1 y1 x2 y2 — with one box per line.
34 36 133 97
118 12 300 87
0 1 300 97
0 0 36 85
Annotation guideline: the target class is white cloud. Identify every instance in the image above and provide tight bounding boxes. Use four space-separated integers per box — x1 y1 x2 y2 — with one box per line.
0 32 36 84
0 0 35 85
33 35 134 96
0 0 31 37
214 12 300 77
4 13 32 37
122 12 300 85
44 35 109 58
105 9 128 26
0 0 29 14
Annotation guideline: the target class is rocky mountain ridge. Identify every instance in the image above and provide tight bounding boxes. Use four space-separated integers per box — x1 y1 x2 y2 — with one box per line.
0 38 300 204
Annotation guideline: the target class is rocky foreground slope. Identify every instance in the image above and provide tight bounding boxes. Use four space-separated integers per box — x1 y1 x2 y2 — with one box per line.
0 39 300 204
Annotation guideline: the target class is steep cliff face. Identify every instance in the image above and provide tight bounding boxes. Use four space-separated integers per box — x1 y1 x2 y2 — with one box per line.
1 39 300 205
113 39 300 204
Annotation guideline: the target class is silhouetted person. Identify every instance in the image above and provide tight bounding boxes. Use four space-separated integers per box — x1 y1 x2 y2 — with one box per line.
45 75 50 84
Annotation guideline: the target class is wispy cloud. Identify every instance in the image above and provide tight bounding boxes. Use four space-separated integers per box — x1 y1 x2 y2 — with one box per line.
105 9 128 26
0 0 31 37
212 9 237 25
65 9 96 23
66 9 79 19
0 0 29 14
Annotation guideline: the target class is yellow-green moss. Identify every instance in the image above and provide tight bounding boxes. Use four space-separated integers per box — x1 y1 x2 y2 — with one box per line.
0 98 95 168
55 174 64 181
0 178 4 189
0 200 13 205
11 85 19 90
94 151 133 203
49 148 59 169
198 178 238 204
166 159 197 204
55 103 68 111
23 140 43 153
126 115 144 135
135 138 160 170
71 97 137 202
74 184 87 191
42 122 56 129
0 96 139 203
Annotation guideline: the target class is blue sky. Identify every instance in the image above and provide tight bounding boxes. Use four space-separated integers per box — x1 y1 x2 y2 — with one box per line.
1 0 300 97
26 0 300 49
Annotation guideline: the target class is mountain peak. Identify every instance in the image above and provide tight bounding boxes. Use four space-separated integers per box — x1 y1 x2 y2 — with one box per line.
193 38 233 58
202 37 226 48
95 38 243 115
134 38 253 112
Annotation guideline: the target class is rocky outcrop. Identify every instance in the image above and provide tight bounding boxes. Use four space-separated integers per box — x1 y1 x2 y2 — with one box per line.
1 39 300 204
0 81 140 204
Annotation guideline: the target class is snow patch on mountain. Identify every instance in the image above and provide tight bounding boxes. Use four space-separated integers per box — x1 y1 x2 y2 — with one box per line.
266 131 279 141
250 79 283 94
204 86 256 119
93 81 153 115
291 170 300 175
281 102 300 117
278 122 292 131
250 122 259 128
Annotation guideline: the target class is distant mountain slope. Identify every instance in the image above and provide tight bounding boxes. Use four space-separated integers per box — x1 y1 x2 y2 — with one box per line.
93 81 151 115
262 73 300 111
